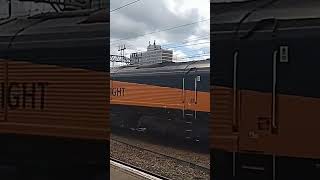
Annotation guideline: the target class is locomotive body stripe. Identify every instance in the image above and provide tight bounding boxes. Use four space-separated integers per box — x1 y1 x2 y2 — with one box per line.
211 85 320 159
0 59 109 140
111 80 210 112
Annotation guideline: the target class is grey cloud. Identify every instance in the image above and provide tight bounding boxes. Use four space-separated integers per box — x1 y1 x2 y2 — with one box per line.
110 0 201 43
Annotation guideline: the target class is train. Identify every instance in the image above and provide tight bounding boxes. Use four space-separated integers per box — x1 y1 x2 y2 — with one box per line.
212 0 320 179
111 59 210 142
0 3 109 179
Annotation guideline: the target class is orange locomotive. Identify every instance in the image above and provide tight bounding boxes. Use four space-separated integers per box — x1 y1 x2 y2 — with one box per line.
0 5 108 179
111 60 210 142
212 0 320 179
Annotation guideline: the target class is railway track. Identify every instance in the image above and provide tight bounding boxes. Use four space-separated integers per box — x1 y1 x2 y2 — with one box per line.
112 127 209 153
111 137 210 172
110 158 170 180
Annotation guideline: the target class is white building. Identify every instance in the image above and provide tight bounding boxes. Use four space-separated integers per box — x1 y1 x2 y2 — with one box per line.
130 41 173 65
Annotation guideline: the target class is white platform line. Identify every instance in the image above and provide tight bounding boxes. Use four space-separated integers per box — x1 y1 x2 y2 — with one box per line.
110 160 164 180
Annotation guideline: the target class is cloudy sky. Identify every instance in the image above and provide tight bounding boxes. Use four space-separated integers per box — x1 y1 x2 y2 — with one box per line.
110 0 210 62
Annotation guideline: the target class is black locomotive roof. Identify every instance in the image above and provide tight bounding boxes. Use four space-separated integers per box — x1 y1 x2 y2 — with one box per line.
212 0 320 41
0 8 107 49
111 59 210 75
0 8 108 71
212 0 320 25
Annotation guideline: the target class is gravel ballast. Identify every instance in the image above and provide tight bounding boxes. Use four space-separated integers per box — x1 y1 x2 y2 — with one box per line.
110 133 210 180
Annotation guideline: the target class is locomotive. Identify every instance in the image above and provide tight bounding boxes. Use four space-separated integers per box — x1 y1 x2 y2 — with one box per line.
0 1 108 179
111 59 210 142
212 0 320 179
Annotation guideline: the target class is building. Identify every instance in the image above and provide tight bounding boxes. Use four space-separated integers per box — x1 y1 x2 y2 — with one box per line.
130 41 173 65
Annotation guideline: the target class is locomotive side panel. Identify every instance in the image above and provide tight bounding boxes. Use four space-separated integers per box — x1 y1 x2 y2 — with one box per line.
212 1 320 179
0 60 109 140
211 37 238 151
237 32 320 159
0 9 109 176
211 20 320 158
111 64 210 140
